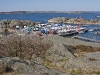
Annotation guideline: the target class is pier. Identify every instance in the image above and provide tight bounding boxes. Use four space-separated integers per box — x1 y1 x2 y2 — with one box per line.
94 28 100 31
72 35 100 43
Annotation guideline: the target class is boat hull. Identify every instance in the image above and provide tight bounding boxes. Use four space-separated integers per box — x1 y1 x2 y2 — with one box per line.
58 31 78 37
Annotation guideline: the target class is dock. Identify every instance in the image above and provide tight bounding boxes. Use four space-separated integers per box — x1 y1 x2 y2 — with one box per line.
72 35 100 43
94 28 100 31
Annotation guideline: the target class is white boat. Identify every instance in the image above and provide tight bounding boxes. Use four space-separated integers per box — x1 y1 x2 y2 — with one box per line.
58 29 78 36
79 31 84 33
83 25 89 27
96 16 100 18
88 29 94 32
77 27 88 33
95 32 100 35
76 16 88 34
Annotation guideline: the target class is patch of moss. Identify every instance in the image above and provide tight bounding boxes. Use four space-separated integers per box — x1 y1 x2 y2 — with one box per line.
57 58 69 62
71 68 83 75
71 68 100 75
90 71 100 74
43 59 52 66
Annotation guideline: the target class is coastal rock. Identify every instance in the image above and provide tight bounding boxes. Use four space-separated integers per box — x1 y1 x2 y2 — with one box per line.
0 19 35 27
31 54 43 64
44 44 75 61
48 17 100 25
0 57 71 75
42 35 100 47
42 35 100 73
9 20 23 27
48 17 68 23
0 35 100 74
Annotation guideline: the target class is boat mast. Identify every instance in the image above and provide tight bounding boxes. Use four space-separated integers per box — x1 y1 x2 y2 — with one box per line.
78 16 82 31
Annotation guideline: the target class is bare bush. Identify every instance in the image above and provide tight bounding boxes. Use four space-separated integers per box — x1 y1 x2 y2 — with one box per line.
0 35 52 59
0 65 7 74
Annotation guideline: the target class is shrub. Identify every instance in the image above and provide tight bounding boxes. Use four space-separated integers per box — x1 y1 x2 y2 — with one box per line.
0 65 7 74
0 35 52 59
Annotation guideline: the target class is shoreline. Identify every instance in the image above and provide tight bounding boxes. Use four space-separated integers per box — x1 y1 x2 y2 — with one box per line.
48 17 100 25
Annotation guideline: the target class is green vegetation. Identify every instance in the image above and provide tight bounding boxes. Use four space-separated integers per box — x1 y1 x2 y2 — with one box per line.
90 71 100 74
71 68 100 75
57 58 69 62
71 68 83 75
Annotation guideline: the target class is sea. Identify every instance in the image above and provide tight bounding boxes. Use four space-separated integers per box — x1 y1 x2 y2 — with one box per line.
0 13 100 41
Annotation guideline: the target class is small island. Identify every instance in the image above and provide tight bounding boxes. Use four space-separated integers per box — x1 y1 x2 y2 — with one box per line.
48 17 100 25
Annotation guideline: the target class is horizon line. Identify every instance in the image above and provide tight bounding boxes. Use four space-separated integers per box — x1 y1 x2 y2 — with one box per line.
0 11 100 12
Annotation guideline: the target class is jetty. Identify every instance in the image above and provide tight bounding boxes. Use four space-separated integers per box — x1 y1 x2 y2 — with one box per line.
72 35 100 43
94 28 100 31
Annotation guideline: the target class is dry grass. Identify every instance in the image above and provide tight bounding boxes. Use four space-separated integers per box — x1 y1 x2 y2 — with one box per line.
0 35 52 60
1 72 26 75
69 45 100 52
67 45 100 57
0 64 13 74
0 65 7 74
71 68 100 75
88 58 98 61
0 35 52 74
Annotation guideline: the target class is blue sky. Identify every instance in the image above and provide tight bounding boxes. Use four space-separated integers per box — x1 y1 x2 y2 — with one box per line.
0 0 100 12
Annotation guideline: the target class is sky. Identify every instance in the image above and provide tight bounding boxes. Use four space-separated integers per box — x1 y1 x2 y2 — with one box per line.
0 0 100 12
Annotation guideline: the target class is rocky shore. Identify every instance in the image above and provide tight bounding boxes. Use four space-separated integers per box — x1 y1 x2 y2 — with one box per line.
0 17 100 29
48 17 100 25
0 34 100 75
0 19 35 27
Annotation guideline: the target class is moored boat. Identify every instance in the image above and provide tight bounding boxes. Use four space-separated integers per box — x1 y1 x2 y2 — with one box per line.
77 27 88 33
88 29 94 32
95 32 100 35
58 29 78 36
96 16 100 18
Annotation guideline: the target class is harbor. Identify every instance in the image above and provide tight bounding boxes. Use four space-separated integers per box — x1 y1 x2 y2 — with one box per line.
0 19 100 43
1 0 100 74
0 13 100 43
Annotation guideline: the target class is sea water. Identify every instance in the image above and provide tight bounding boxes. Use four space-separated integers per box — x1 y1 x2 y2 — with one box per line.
0 13 100 40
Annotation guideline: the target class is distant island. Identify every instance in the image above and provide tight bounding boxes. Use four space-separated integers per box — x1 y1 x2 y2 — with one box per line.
0 11 99 14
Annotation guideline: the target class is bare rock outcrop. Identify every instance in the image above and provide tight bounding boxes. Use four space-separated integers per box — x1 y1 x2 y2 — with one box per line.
0 57 71 75
48 17 100 25
42 35 100 74
0 35 100 74
0 19 35 27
